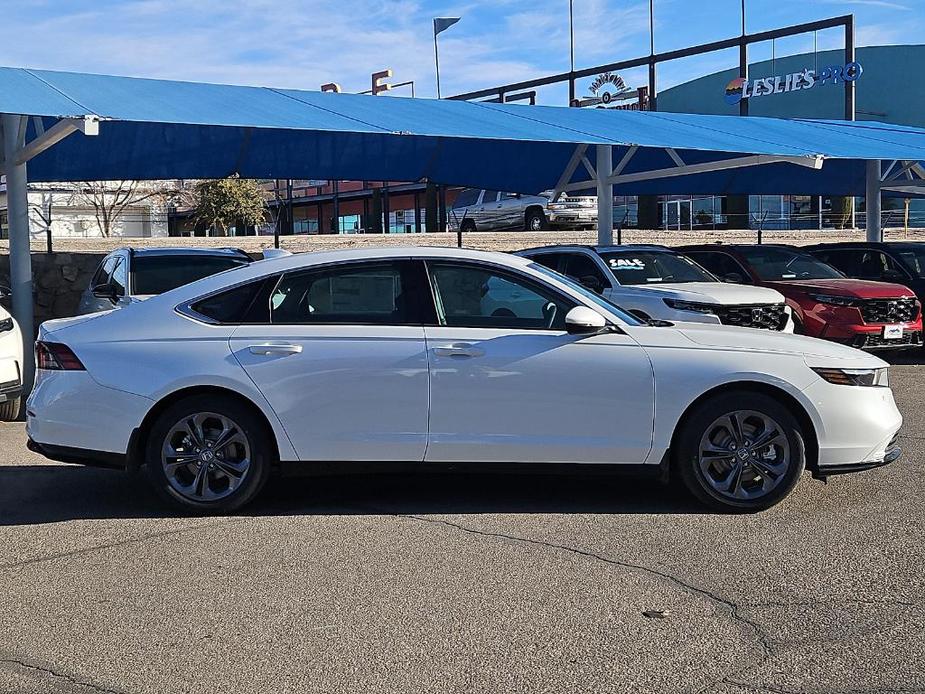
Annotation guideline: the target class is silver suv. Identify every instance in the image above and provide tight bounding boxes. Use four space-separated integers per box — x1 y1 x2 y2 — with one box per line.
449 189 596 232
77 247 252 315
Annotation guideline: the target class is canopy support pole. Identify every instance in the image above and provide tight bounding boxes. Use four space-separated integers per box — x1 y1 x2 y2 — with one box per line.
866 159 882 242
1 114 35 398
596 144 613 245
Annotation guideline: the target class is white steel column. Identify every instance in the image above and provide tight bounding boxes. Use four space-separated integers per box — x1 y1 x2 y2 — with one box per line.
596 144 614 245
866 159 882 242
1 114 34 395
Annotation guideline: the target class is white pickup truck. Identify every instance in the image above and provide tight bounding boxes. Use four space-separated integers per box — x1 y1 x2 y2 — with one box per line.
449 188 597 232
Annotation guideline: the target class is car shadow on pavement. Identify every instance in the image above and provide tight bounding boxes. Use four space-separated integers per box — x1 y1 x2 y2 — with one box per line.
0 465 701 525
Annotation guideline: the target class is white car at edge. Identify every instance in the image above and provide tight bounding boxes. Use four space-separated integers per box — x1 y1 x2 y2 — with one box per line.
26 247 901 513
518 244 794 331
0 296 23 420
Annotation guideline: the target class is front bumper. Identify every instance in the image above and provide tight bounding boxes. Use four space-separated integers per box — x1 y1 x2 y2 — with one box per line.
547 210 596 226
0 378 21 403
812 436 902 478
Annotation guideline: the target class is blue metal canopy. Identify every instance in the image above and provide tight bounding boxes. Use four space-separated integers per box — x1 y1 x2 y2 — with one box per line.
1 66 925 197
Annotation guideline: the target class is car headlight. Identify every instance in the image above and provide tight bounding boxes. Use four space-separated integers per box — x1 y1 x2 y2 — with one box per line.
808 293 858 307
663 299 715 314
813 367 889 387
0 318 13 333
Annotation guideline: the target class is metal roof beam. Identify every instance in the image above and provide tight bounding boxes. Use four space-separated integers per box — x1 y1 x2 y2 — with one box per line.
560 153 824 193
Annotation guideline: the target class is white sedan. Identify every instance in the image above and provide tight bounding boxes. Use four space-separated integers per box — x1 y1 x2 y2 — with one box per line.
26 247 901 513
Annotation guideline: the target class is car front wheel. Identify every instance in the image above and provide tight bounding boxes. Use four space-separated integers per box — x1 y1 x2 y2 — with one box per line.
674 391 805 512
145 395 273 513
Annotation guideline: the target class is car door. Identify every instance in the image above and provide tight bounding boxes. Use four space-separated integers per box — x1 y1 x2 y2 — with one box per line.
422 260 655 464
497 192 524 229
561 251 612 296
476 190 503 230
229 259 431 462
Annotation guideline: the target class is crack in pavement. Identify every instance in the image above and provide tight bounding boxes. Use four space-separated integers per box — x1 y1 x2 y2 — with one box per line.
384 512 924 694
742 597 918 609
0 654 129 694
382 512 776 694
0 517 242 572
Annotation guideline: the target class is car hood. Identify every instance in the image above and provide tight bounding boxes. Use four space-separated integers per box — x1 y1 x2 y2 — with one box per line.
766 278 915 299
619 282 784 304
665 321 887 367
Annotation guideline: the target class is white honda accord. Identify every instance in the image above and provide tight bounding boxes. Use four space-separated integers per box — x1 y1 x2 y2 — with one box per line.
26 247 902 513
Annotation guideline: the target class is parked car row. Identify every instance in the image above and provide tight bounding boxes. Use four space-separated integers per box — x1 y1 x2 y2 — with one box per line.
25 243 908 515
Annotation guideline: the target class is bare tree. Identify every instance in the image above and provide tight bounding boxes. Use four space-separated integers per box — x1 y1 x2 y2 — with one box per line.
67 180 187 237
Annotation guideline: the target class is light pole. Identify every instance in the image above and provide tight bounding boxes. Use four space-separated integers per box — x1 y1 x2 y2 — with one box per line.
569 0 575 72
433 17 461 98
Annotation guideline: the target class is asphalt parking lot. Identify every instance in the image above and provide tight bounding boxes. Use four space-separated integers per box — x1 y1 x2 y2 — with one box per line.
1 364 924 694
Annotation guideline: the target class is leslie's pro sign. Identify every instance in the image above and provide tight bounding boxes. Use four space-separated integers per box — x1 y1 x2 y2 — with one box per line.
724 62 863 106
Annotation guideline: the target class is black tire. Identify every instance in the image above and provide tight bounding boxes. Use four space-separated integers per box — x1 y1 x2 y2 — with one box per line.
525 208 547 231
460 219 477 233
145 394 274 513
0 397 20 421
673 391 805 513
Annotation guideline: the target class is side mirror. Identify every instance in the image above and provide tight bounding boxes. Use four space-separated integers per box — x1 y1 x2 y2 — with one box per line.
565 306 607 335
578 275 605 294
723 272 745 283
91 282 117 303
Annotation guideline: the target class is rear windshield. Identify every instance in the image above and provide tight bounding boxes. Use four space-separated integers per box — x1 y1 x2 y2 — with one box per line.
598 251 716 285
132 255 250 295
737 247 843 281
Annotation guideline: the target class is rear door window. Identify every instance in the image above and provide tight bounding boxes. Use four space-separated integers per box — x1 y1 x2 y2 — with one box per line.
452 189 480 208
270 261 424 325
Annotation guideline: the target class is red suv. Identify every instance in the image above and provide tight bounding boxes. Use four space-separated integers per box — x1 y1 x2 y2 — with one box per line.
680 244 922 350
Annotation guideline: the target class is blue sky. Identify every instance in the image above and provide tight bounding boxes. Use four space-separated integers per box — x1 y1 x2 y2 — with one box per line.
0 0 921 101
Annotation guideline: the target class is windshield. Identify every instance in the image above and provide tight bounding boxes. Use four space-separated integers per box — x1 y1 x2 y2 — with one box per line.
132 255 250 295
738 247 843 281
528 262 643 326
894 247 925 278
598 250 717 285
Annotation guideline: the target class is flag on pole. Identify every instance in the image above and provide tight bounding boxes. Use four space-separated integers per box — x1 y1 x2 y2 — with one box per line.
434 17 461 36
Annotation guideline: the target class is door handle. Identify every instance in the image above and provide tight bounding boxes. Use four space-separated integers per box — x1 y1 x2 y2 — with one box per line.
248 343 303 356
432 343 484 358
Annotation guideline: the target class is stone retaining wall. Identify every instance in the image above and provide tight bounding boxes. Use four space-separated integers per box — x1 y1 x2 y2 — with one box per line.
0 253 101 327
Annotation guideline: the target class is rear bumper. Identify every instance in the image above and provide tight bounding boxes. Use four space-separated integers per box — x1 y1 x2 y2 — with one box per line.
27 438 127 470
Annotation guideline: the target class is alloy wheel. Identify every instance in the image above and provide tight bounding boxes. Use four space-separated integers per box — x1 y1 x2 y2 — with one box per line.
697 410 791 501
161 412 252 503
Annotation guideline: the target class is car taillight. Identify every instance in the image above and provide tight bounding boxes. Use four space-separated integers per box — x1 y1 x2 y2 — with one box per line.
35 341 85 371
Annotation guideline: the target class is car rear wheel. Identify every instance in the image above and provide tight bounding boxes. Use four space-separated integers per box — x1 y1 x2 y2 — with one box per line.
674 392 805 512
145 395 273 513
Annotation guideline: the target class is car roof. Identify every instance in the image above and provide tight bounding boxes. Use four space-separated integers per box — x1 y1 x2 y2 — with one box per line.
517 244 674 254
122 246 252 259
